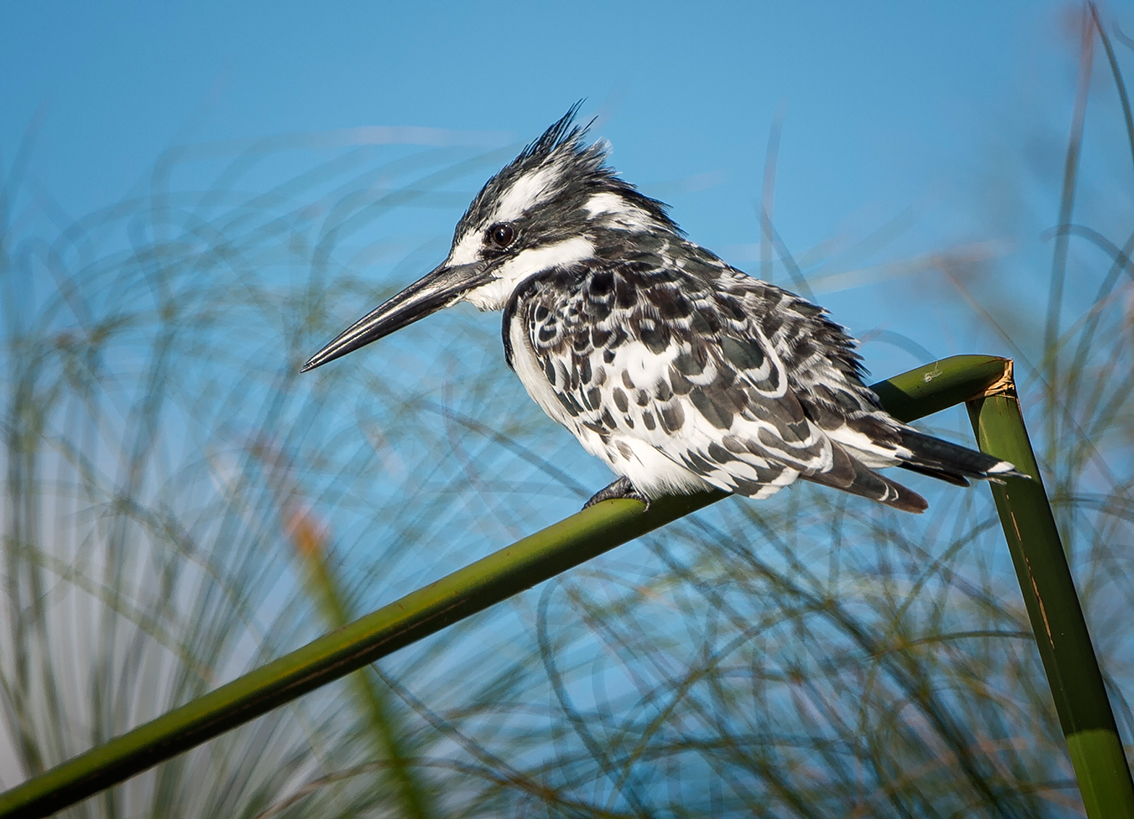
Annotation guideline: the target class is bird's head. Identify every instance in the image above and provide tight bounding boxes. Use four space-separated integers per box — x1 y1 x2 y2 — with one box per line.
301 105 679 372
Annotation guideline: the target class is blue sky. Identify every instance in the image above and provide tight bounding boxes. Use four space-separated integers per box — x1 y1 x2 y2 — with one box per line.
2 2 1062 234
0 1 1095 383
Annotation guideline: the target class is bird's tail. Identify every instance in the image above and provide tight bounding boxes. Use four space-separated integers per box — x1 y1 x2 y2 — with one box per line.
893 426 1029 485
801 429 1027 514
802 443 930 513
895 428 1028 486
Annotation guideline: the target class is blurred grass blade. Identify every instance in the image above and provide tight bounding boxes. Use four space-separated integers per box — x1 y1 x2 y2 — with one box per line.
1044 3 1095 457
0 355 1125 818
1089 1 1134 176
291 510 434 819
967 369 1134 819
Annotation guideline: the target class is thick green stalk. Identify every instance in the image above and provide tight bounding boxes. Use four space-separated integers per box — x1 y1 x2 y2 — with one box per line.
0 355 1125 817
967 372 1134 819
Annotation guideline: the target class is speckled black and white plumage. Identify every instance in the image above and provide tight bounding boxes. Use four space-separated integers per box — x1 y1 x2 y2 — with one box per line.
304 107 1024 512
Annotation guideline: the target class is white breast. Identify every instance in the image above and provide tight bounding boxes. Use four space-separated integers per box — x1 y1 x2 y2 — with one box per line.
506 315 713 499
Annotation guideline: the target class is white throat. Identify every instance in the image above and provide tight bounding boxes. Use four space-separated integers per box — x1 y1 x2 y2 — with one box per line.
461 236 595 311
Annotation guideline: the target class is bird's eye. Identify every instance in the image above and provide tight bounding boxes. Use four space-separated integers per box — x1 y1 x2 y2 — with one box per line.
487 222 516 249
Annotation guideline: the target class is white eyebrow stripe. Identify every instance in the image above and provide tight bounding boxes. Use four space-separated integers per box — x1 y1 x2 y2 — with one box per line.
494 166 557 222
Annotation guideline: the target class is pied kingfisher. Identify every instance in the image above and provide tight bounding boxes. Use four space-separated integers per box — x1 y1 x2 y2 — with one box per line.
302 107 1023 513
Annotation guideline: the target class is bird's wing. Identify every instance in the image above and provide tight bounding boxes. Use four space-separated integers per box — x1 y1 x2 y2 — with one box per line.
511 259 927 511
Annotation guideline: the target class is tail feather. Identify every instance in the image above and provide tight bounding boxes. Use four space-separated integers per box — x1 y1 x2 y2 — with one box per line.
897 462 971 487
803 442 928 513
897 429 1028 483
802 426 1028 514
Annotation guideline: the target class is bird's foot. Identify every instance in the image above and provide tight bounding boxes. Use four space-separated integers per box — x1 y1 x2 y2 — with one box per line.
584 477 650 510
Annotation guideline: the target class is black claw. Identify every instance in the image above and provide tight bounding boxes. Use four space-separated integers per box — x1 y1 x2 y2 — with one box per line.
584 476 650 510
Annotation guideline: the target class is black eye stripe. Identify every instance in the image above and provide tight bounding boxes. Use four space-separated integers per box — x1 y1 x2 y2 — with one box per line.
487 222 516 249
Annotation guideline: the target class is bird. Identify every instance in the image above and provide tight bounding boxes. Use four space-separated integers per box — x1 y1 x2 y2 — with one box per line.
302 106 1024 513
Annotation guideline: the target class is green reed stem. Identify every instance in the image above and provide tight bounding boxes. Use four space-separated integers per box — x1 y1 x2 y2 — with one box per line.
967 371 1134 819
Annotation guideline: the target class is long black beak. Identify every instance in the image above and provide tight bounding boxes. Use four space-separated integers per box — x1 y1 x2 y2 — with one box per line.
301 262 488 372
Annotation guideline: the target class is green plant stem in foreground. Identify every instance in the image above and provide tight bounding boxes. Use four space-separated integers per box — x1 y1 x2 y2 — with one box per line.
968 382 1134 819
0 355 1128 818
